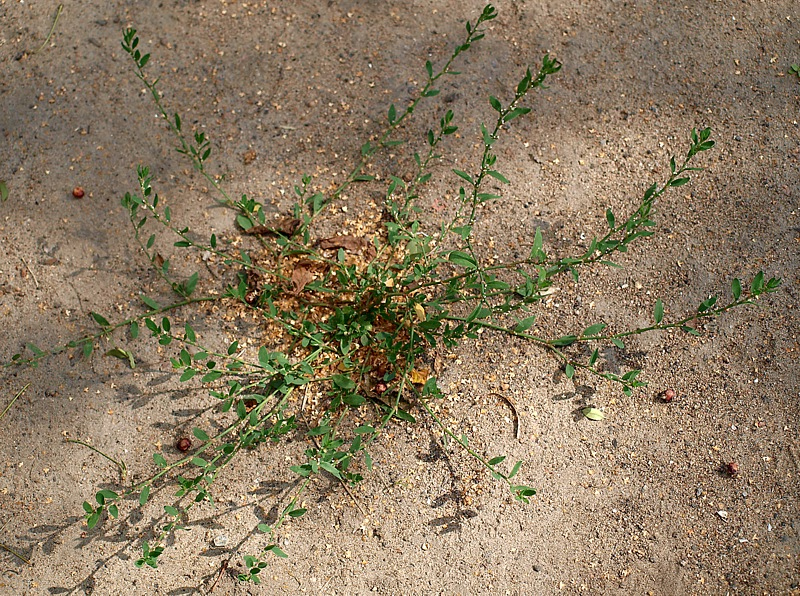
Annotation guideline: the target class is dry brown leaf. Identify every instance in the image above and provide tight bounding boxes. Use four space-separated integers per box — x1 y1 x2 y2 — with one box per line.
291 263 315 294
242 149 257 165
244 216 301 237
319 235 376 259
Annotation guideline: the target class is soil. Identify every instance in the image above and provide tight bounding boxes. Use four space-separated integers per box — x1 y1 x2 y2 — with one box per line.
1 1 798 595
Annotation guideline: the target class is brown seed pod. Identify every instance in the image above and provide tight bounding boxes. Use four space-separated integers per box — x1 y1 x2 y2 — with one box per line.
725 461 740 477
374 382 387 395
72 187 85 198
662 388 676 403
176 437 192 452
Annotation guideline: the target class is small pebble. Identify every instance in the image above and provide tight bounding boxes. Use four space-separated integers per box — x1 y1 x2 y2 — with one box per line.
717 510 728 520
213 533 229 547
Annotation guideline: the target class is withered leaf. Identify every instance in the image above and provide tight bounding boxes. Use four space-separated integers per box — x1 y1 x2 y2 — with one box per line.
243 216 301 237
291 263 315 294
242 149 257 165
319 235 377 259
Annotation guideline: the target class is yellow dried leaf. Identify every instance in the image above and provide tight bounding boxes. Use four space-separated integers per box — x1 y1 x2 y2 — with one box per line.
414 303 426 322
410 368 429 384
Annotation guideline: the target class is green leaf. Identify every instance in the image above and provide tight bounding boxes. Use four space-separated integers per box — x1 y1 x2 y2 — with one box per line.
514 316 536 333
654 299 664 324
153 453 167 468
267 544 289 558
669 177 690 187
581 323 606 337
512 485 536 503
91 312 111 328
605 208 615 230
451 226 472 240
180 368 196 382
589 348 599 366
565 364 575 379
290 465 311 477
394 408 416 423
308 425 331 437
550 335 576 347
319 461 341 479
353 425 374 435
509 460 523 479
489 95 502 112
388 103 396 124
23 342 43 358
202 370 222 383
0 180 8 203
332 374 355 390
105 348 136 369
288 508 307 518
183 272 199 296
488 455 506 466
139 485 150 506
503 107 531 122
236 400 247 419
184 323 196 342
87 512 101 529
581 407 605 421
448 251 477 269
191 457 208 467
452 169 474 185
731 278 742 300
141 295 159 310
237 214 253 230
192 428 210 442
751 271 764 294
611 338 625 349
343 393 365 407
164 505 180 517
257 523 271 533
476 192 501 203
130 321 139 339
486 170 509 184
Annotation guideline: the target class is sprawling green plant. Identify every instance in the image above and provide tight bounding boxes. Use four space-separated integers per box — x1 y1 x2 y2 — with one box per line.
3 4 779 584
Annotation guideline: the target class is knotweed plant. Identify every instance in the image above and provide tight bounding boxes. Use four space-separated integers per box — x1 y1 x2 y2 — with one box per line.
4 4 779 583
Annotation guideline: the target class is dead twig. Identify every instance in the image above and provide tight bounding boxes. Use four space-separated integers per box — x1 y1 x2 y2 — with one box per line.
32 4 64 54
0 543 30 565
19 258 38 288
207 559 228 593
489 392 520 440
0 384 28 424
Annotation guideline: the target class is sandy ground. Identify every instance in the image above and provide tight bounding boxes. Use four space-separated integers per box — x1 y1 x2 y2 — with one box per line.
0 1 798 594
